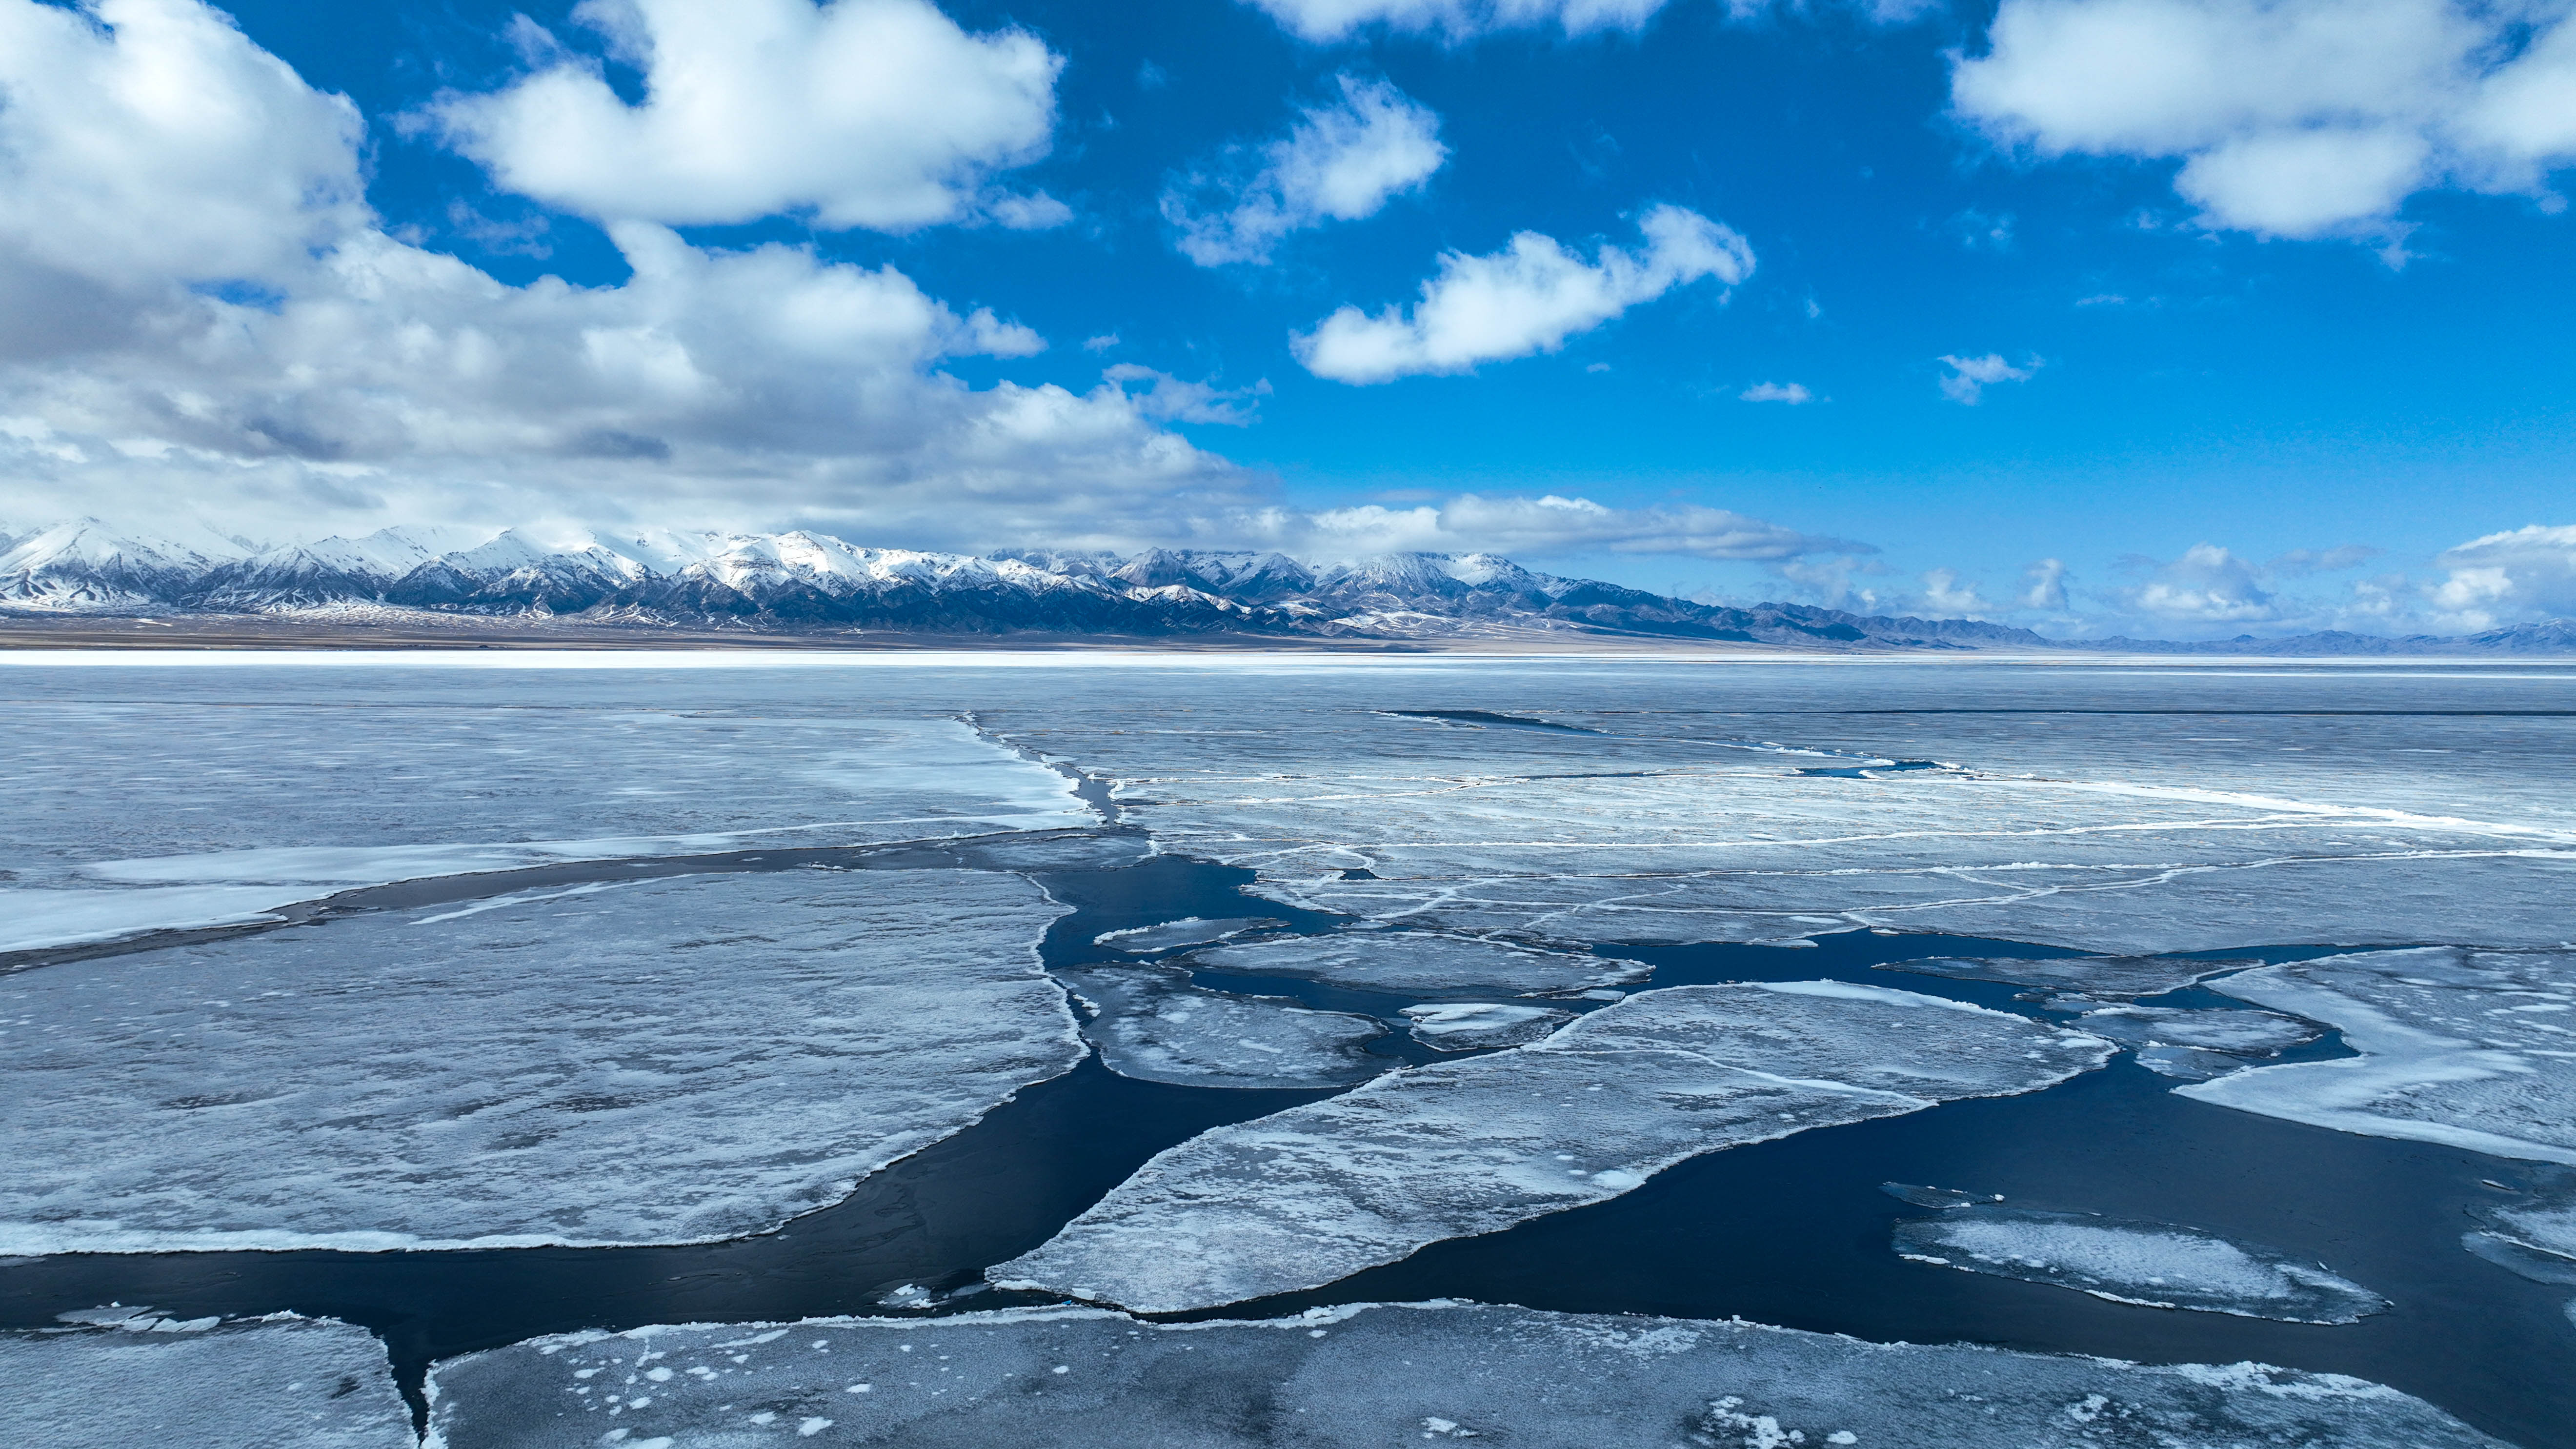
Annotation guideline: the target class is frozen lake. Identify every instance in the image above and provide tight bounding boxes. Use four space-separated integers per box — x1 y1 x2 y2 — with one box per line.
2 654 2573 1448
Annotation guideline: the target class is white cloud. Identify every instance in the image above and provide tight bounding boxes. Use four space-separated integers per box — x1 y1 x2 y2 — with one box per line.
1246 0 1939 42
2020 557 2069 609
1295 205 1755 384
1166 75 1447 266
2426 523 2576 628
1101 365 1271 426
2127 542 2280 622
1918 567 1992 616
1936 352 2038 403
1739 381 1814 403
1953 0 2576 241
427 0 1062 230
1279 493 1868 562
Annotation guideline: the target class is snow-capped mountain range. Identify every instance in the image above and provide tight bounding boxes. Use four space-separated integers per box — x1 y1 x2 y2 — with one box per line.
0 518 2568 652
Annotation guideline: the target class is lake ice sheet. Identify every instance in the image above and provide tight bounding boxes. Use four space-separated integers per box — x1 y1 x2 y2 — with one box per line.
2180 947 2576 1163
993 981 2112 1312
0 1314 413 1449
421 1301 2507 1449
1184 930 1646 996
1059 963 1388 1088
1893 1206 2388 1323
0 711 1089 954
0 868 1081 1251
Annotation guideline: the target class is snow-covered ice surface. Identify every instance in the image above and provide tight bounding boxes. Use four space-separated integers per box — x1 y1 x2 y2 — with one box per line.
1894 1206 2390 1323
0 706 1089 953
0 1314 413 1449
420 1301 2507 1449
1881 954 2246 998
1059 964 1388 1088
2180 947 2576 1163
993 981 2112 1312
2072 1006 2322 1055
1091 915 1283 951
0 868 1081 1251
1403 1001 1573 1049
1184 931 1646 996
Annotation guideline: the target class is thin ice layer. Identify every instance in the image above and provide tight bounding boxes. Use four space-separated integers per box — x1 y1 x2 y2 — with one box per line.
0 714 1090 954
2071 1006 2323 1055
1880 955 2245 998
2180 947 2576 1163
422 1301 2505 1449
0 869 1079 1252
1185 931 1645 997
0 1315 413 1449
993 982 2111 1312
1092 916 1283 951
1404 1002 1574 1050
2463 1173 2576 1286
1060 964 1387 1088
1895 1207 2389 1324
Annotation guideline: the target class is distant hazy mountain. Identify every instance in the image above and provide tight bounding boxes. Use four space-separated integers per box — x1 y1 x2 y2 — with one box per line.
0 519 2565 653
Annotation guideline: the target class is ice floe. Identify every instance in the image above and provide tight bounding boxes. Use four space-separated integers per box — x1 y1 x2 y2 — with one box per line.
0 868 1081 1251
0 1314 412 1449
992 981 2111 1312
1184 931 1646 997
2179 947 2576 1163
2070 1006 2325 1080
1091 916 1283 951
422 1301 2505 1449
0 713 1091 954
2462 1172 2576 1287
1059 964 1388 1088
1880 954 2247 999
1404 1002 1574 1050
1894 1205 2389 1323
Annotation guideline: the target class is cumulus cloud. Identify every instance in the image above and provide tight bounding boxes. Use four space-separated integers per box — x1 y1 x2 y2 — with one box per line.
1166 75 1447 266
1936 352 2038 403
1739 381 1815 402
1295 205 1755 383
1277 493 1870 562
0 0 1254 547
1247 0 1939 42
427 0 1063 230
1953 0 2576 241
1101 364 1271 426
1918 567 1992 616
2020 557 2070 609
2127 542 2280 622
2426 523 2576 628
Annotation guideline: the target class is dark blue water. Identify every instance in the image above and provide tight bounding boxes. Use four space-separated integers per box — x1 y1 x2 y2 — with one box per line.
4 850 2568 1449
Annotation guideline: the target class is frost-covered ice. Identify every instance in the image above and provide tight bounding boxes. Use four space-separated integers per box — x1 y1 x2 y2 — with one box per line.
2180 947 2576 1163
2463 1173 2576 1286
1185 931 1645 996
421 1301 2505 1449
1091 916 1283 951
1895 1206 2389 1323
0 868 1081 1251
0 1314 412 1449
1060 964 1387 1088
1403 1001 1573 1049
1882 955 2245 998
0 712 1091 954
993 982 2111 1311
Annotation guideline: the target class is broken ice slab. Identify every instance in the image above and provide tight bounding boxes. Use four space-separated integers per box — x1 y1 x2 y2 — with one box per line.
1090 915 1284 952
1894 1206 2389 1324
2136 1046 2263 1082
1059 964 1388 1089
2462 1173 2576 1286
1880 955 2249 999
1184 931 1647 997
421 1301 2507 1449
1403 1002 1575 1050
2180 947 2576 1163
1880 1182 2005 1209
991 982 2111 1313
0 868 1082 1252
2070 1006 2322 1055
0 1314 413 1449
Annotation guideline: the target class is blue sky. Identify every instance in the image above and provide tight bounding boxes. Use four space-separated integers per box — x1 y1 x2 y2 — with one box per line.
0 0 2571 636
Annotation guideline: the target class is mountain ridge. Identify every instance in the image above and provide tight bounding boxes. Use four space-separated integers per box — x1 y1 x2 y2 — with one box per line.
0 519 2567 654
